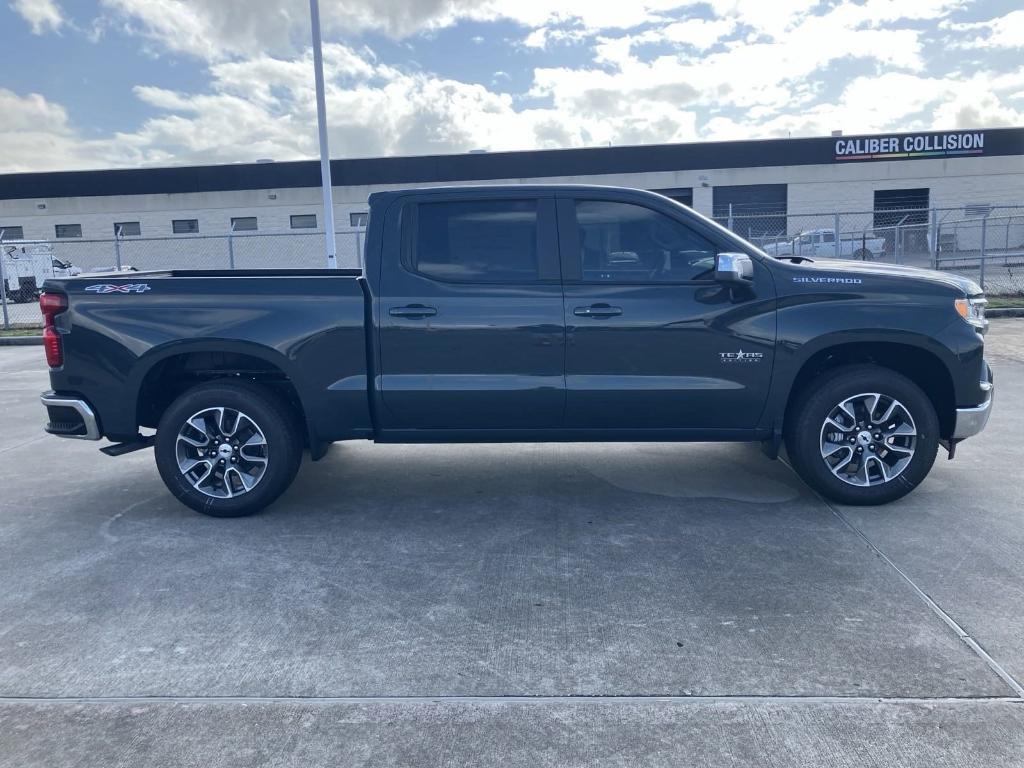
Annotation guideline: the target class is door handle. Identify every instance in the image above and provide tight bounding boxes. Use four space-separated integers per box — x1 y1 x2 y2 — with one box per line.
574 304 623 318
389 304 437 319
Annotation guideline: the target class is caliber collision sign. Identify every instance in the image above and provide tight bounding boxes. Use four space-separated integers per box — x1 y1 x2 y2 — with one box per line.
834 131 985 162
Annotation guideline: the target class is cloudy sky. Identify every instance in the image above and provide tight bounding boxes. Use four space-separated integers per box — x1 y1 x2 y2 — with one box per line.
1 0 1022 173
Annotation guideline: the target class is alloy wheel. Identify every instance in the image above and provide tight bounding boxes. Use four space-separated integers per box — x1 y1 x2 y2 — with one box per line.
819 392 916 487
175 407 269 498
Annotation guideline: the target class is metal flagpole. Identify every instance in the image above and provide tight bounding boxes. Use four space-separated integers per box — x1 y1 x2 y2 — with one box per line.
309 0 337 268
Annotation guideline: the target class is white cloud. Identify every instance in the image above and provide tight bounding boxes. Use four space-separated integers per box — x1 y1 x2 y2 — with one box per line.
97 0 720 60
704 70 1024 140
641 18 737 51
531 0 930 130
522 26 591 50
0 38 697 172
1 0 1021 173
522 28 548 48
9 0 65 34
943 9 1024 50
0 89 144 171
64 46 570 164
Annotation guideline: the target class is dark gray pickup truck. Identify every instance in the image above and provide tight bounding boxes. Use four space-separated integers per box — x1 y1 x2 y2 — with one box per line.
39 185 992 516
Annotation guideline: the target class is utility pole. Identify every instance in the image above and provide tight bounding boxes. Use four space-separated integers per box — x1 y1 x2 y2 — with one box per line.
309 0 337 268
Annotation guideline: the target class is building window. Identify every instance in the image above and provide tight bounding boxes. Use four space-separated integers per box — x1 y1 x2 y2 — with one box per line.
873 188 929 220
55 224 83 239
172 219 200 234
874 188 929 256
0 225 24 240
290 214 317 229
231 216 258 232
114 221 141 237
712 184 788 242
349 212 369 227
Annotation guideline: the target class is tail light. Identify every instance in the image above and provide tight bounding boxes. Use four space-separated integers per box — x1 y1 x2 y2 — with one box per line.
40 292 67 368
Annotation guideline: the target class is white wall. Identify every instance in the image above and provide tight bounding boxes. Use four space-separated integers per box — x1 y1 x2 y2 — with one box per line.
1 154 1021 245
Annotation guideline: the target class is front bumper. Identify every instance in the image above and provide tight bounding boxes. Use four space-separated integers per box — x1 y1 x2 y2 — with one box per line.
952 367 993 440
41 391 101 440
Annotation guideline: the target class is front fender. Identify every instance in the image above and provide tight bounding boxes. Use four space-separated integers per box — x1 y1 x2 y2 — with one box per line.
759 295 967 430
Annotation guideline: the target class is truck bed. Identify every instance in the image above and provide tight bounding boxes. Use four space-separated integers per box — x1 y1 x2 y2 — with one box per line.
67 268 364 279
43 269 373 447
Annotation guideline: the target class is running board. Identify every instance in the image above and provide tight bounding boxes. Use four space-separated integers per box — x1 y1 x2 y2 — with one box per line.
100 435 155 456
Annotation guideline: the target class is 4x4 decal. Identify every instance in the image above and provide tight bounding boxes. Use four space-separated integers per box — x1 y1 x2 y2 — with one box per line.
85 284 151 294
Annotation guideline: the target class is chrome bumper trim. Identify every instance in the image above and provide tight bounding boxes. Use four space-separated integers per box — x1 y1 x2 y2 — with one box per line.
952 384 993 440
40 392 101 441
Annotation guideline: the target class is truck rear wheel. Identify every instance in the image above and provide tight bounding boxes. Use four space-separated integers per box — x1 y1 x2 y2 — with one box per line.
785 365 939 505
155 381 303 517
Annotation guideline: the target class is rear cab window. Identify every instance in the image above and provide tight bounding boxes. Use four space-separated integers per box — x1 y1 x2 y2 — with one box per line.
401 197 559 283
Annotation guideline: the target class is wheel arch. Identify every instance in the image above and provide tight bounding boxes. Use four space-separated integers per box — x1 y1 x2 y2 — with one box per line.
131 340 312 448
782 339 957 438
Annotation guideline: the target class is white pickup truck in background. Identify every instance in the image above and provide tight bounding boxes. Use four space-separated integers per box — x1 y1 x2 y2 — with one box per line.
762 228 887 260
1 241 81 303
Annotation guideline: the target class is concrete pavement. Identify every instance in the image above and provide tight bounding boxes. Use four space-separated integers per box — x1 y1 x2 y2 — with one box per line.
1 325 1023 766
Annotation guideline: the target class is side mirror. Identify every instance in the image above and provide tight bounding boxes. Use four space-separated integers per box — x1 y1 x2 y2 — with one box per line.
715 252 754 284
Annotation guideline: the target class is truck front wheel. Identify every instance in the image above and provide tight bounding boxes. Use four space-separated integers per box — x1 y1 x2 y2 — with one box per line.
785 365 939 505
154 381 303 517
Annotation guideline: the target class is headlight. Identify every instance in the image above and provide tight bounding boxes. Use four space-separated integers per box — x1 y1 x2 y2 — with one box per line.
955 297 987 328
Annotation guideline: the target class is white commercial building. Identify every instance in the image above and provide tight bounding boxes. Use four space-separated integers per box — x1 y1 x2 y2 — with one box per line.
0 127 1021 272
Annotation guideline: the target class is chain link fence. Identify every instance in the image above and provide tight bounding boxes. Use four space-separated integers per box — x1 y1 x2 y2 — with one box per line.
725 204 1024 295
3 205 1023 328
1 229 364 327
933 212 1024 296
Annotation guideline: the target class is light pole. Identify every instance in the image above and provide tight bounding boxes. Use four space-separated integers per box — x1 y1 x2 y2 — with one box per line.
309 0 337 268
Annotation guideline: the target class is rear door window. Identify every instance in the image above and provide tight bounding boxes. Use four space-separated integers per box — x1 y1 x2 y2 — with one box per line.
407 200 541 283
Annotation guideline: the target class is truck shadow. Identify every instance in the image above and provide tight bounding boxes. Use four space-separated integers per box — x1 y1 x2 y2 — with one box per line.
281 440 809 522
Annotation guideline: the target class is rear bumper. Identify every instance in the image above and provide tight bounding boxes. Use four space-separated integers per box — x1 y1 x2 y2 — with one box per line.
40 391 101 440
952 366 993 440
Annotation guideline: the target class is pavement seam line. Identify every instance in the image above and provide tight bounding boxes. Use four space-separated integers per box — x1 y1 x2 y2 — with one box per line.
780 459 1024 699
0 435 46 455
0 695 1022 706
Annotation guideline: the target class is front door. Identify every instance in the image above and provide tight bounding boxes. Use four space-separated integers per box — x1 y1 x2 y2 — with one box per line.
558 194 776 431
377 194 565 430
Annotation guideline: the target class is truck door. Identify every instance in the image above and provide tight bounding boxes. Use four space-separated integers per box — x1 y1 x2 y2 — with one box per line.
558 193 776 431
814 231 837 258
377 193 565 430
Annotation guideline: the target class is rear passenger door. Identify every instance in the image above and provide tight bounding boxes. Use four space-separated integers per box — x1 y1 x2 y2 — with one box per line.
377 193 565 431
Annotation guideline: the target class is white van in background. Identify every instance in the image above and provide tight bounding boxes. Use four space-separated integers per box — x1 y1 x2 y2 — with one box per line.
1 241 81 303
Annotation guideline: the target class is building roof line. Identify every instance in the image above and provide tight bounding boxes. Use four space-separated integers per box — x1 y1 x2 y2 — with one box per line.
1 126 1021 201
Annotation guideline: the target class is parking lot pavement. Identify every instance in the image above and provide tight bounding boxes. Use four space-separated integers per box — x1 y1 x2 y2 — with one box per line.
1 327 1023 766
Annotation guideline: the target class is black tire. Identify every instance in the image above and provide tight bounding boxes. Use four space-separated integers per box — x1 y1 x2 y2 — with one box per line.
853 248 872 261
785 364 939 506
155 380 303 517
